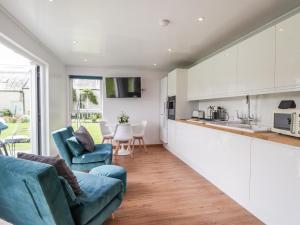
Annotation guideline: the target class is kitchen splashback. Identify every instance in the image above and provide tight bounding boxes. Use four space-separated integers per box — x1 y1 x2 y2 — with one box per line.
198 91 300 127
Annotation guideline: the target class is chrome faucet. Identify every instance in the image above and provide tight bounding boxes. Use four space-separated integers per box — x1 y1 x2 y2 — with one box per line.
237 95 255 125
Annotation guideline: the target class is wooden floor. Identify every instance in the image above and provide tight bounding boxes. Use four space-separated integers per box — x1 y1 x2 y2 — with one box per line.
0 146 263 225
104 146 263 225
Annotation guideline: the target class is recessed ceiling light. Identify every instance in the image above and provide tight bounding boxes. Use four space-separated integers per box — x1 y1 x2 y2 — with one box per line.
197 17 205 22
153 63 157 67
159 19 170 27
168 48 172 53
49 0 54 2
83 58 88 62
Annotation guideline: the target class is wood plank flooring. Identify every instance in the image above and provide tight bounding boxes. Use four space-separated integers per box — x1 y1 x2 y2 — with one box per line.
104 146 263 225
0 146 263 225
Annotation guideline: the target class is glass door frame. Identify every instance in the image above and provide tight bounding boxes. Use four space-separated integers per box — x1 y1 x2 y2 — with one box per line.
0 35 49 155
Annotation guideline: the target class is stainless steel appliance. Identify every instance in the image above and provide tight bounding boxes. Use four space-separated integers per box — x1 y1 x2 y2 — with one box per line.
208 106 228 121
167 96 176 120
272 109 300 137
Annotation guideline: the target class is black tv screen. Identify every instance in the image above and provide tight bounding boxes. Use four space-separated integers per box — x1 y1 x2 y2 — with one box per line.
105 77 141 98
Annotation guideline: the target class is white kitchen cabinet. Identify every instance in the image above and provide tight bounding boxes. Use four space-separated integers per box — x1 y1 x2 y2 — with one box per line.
187 63 201 100
275 13 300 88
237 27 275 92
187 58 213 100
167 70 177 97
166 119 177 152
212 46 238 96
250 139 300 225
169 121 300 225
215 132 251 208
167 69 190 120
160 77 168 143
173 122 251 209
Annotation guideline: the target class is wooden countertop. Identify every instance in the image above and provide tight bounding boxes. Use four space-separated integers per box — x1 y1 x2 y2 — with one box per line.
177 119 300 148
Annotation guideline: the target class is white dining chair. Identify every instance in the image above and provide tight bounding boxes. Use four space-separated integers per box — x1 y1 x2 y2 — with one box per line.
99 121 114 144
113 124 133 157
132 120 147 153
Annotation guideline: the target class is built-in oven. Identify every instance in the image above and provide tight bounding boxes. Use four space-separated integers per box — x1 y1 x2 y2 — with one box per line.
272 109 300 137
167 96 176 120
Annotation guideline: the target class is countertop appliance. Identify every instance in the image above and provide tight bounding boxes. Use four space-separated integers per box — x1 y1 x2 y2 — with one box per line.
167 96 176 120
208 106 228 121
272 109 300 137
192 110 205 119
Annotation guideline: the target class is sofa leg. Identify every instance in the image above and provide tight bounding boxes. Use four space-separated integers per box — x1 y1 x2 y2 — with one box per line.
111 213 116 220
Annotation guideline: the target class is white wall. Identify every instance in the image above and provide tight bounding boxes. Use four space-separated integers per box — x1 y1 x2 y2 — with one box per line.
0 8 68 155
66 66 166 144
198 91 300 127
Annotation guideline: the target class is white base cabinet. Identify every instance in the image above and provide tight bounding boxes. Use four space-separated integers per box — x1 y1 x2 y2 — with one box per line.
249 139 300 225
166 121 300 225
171 122 251 209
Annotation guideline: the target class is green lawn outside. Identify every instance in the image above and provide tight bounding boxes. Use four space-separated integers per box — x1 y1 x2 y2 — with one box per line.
0 122 31 152
72 122 103 144
0 122 103 153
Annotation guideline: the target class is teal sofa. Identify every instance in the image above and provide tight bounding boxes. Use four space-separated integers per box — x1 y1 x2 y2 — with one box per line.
0 155 123 225
52 126 112 171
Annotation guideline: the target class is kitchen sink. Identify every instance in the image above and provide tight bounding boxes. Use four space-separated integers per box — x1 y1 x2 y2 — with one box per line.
206 121 271 133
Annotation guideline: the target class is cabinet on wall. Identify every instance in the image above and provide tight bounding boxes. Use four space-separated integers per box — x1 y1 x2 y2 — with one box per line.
212 46 238 96
237 27 275 92
275 12 300 88
167 69 190 119
167 70 177 97
187 11 300 100
187 58 213 100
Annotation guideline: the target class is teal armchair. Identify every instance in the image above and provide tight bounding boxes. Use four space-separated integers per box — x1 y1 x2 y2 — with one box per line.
52 126 112 171
0 155 123 225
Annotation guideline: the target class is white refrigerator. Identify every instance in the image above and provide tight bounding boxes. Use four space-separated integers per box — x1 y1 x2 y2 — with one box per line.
159 77 168 143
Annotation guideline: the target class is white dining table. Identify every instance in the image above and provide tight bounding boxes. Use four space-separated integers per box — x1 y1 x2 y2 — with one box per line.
106 123 138 156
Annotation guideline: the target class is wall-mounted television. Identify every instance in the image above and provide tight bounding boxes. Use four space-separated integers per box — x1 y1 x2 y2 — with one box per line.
105 77 141 98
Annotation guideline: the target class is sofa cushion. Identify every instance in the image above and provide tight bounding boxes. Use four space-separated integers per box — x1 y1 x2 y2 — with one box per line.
72 144 112 164
66 136 85 157
74 126 95 152
17 153 81 195
71 171 123 225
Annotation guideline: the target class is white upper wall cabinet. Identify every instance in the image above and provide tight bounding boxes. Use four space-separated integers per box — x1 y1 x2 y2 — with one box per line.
237 27 275 92
187 63 201 100
167 70 177 97
187 58 213 100
275 13 300 88
187 11 300 101
212 46 238 95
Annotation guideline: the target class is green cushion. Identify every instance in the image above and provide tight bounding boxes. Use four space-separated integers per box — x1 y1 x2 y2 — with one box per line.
72 171 123 225
66 136 85 157
72 144 112 164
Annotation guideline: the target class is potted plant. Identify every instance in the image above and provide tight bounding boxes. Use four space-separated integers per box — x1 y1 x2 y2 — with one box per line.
118 112 129 124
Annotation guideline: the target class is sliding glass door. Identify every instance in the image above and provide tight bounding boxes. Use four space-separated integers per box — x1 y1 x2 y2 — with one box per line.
69 76 103 143
0 43 41 156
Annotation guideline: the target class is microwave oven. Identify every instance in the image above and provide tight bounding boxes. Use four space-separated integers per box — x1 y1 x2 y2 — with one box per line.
272 109 300 137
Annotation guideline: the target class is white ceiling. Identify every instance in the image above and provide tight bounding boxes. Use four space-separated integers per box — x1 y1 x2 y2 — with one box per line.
0 0 300 72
